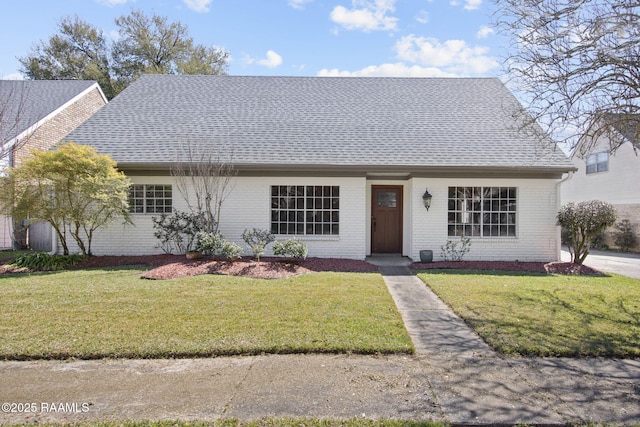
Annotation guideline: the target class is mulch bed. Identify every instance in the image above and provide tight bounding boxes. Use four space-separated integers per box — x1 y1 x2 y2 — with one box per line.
410 260 603 276
0 253 602 279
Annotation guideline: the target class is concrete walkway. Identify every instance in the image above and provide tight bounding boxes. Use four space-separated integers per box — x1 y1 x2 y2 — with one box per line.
1 258 639 425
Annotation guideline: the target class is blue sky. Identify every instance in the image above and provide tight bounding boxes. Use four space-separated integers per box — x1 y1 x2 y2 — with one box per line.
0 0 506 80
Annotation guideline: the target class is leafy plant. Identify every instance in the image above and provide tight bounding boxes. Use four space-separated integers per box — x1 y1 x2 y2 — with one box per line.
152 210 206 254
10 253 85 271
613 219 637 252
195 231 225 255
440 236 471 261
220 241 243 262
242 228 275 261
557 201 617 264
273 238 308 262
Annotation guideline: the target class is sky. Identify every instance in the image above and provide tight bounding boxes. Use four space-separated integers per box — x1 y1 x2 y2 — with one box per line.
0 0 508 80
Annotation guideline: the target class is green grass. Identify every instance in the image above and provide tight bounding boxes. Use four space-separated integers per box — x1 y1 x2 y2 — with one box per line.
416 270 640 358
0 267 413 360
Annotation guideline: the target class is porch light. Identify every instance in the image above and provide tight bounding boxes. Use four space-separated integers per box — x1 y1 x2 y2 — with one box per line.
422 188 433 211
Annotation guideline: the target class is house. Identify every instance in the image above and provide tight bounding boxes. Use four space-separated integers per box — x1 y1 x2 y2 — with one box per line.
62 75 575 261
0 80 108 249
561 117 640 251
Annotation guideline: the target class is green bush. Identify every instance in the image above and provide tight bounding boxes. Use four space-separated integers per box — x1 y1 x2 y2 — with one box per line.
440 236 471 261
151 210 206 254
242 228 275 261
613 219 637 252
273 238 308 261
10 253 85 271
220 241 243 262
195 231 225 255
558 200 617 264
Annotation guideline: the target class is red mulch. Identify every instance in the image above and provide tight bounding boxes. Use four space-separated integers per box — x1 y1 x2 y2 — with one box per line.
410 260 603 276
0 253 603 279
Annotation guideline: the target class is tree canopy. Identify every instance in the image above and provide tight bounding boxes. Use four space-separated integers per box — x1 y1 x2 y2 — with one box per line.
494 0 640 155
0 142 131 255
19 10 229 100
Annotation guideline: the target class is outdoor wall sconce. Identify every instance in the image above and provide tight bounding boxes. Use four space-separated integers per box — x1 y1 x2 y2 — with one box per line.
422 188 433 211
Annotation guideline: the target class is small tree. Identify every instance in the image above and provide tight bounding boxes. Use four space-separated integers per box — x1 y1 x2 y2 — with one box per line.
0 142 131 256
613 219 637 252
171 142 236 234
557 201 617 265
242 228 275 261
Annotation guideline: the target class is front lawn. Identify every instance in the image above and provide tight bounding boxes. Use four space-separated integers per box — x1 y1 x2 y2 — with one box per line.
0 267 413 359
417 270 640 358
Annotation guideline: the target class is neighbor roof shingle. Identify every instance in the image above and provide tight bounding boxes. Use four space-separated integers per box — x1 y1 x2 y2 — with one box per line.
64 75 574 173
1 80 98 143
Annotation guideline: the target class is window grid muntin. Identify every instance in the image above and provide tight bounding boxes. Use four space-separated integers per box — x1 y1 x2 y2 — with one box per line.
129 184 172 214
586 152 609 174
447 187 516 237
271 185 339 235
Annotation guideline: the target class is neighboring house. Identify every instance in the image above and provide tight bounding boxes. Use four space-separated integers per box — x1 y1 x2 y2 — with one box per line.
561 119 640 251
0 80 107 250
62 75 574 261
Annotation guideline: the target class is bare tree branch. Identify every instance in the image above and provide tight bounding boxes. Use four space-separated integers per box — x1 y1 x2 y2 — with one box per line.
494 0 640 155
171 141 237 234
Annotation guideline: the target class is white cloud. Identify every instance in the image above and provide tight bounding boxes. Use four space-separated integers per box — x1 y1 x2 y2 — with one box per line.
288 0 313 9
256 50 283 68
450 0 482 10
395 34 498 75
415 10 429 24
477 25 494 39
182 0 212 13
330 0 398 32
94 0 133 6
0 73 24 80
317 63 456 78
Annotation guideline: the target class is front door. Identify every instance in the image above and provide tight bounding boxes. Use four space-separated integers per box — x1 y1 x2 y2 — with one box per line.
371 186 403 253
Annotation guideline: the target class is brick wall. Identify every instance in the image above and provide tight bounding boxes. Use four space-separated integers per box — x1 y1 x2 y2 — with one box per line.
13 87 106 166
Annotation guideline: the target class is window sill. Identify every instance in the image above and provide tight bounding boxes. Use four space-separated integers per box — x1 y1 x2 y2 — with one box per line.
274 235 340 241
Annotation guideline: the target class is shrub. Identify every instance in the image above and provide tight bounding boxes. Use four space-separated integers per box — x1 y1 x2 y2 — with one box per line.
557 201 617 264
195 231 225 255
242 228 275 261
152 210 206 254
220 241 243 262
273 239 308 262
613 219 637 252
10 253 85 271
440 236 471 261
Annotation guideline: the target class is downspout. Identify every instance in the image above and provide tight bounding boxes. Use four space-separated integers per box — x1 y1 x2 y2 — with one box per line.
47 224 58 255
555 171 574 261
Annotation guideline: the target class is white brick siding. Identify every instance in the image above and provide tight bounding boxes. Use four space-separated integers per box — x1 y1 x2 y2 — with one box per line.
71 175 368 259
408 178 561 262
62 174 561 261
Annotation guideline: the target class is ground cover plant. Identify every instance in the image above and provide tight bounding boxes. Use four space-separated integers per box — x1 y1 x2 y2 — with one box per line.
416 270 640 358
0 267 413 360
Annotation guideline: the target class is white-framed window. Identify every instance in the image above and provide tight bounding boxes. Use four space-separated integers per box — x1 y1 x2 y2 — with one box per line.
448 187 517 237
129 184 172 214
586 152 609 174
271 185 339 235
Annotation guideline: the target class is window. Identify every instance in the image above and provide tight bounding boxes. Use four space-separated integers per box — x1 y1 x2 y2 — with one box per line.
271 185 339 235
129 184 172 214
586 152 609 174
448 187 516 237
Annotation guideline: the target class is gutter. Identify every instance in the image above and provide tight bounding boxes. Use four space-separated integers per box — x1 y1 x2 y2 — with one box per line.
555 171 574 261
47 225 58 255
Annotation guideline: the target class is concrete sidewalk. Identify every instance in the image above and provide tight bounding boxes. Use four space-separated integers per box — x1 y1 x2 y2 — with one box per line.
1 262 639 425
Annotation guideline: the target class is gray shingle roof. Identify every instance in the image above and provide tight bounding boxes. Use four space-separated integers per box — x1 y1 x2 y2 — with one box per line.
64 75 574 173
1 80 98 143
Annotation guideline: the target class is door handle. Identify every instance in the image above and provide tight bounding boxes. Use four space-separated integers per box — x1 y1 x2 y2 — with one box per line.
372 216 377 232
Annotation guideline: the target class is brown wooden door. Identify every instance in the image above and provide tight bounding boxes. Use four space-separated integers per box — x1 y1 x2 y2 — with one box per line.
371 186 403 253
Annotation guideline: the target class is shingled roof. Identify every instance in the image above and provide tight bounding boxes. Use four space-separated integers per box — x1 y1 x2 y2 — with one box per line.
64 75 574 175
0 80 100 143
